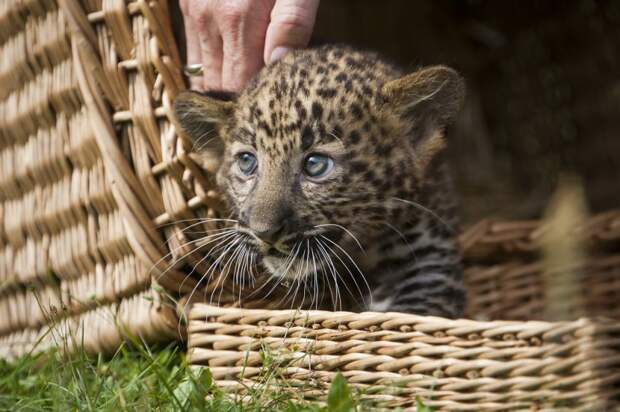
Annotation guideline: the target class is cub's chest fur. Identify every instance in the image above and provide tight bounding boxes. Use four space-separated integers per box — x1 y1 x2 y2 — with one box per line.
174 45 466 318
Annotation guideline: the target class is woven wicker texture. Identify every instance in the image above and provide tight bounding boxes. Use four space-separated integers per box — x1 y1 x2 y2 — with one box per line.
462 209 620 321
188 304 620 411
0 0 212 359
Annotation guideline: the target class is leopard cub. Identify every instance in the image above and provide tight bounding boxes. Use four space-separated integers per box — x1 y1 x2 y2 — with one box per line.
174 45 465 318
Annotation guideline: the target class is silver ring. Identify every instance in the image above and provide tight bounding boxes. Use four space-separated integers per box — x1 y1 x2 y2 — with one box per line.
184 63 203 77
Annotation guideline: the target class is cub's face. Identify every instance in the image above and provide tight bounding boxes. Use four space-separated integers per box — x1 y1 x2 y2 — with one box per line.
174 47 464 281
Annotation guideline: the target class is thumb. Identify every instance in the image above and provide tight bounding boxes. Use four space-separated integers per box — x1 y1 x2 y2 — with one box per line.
263 0 319 64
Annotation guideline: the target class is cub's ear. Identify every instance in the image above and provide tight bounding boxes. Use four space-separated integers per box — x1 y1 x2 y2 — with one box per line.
381 65 465 135
173 90 236 150
381 66 465 178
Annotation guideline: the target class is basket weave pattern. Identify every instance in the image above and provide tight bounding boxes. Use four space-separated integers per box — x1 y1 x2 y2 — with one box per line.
462 210 620 320
0 0 221 358
188 304 620 411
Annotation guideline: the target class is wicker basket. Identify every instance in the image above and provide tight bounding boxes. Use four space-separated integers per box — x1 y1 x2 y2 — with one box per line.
461 209 620 321
0 0 228 358
188 305 620 411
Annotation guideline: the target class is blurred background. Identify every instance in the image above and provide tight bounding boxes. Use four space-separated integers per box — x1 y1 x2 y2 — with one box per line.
312 0 620 224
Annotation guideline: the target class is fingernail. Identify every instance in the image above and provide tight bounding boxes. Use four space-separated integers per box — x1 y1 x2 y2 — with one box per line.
270 46 292 63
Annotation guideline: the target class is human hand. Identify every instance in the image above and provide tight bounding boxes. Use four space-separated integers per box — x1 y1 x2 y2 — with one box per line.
180 0 319 92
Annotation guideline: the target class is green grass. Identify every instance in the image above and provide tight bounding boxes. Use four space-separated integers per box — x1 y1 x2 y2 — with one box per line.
0 342 320 411
0 340 432 411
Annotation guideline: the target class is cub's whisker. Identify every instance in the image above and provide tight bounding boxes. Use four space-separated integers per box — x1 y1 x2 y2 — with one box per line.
176 231 239 293
157 217 237 229
319 235 371 309
315 238 346 312
314 223 366 254
151 230 237 293
390 197 455 234
180 233 240 312
207 236 243 305
216 237 246 306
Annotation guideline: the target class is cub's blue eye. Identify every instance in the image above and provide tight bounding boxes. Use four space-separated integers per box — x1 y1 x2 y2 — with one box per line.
303 154 334 178
237 152 257 175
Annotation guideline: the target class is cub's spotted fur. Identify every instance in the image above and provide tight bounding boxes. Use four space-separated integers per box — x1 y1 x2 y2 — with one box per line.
174 45 465 318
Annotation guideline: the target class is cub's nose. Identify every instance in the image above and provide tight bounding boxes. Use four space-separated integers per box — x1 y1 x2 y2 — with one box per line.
253 224 286 245
249 208 294 244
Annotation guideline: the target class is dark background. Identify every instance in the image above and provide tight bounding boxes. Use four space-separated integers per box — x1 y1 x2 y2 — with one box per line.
313 0 620 223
